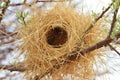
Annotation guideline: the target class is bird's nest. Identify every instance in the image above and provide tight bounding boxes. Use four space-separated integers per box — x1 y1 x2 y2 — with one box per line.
18 3 106 80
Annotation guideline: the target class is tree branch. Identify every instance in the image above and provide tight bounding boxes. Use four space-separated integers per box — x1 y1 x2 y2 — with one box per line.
108 44 120 55
84 1 114 34
9 0 66 7
9 0 27 6
0 0 10 22
95 2 113 21
0 65 25 72
107 6 119 38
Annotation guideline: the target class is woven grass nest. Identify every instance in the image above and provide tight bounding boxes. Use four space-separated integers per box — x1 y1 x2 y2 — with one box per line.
18 4 106 80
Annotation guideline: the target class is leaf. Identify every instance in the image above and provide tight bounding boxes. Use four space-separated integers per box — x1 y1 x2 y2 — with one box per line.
92 11 98 18
111 0 120 9
23 11 29 18
16 11 22 18
18 19 25 25
102 6 105 11
0 2 7 8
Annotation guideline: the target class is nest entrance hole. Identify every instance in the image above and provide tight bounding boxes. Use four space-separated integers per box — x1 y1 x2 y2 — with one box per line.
46 27 68 48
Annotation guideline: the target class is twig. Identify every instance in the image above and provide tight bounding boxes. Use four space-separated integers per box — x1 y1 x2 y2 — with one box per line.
0 65 25 72
0 0 10 22
84 1 114 34
95 2 113 21
80 2 114 43
107 7 119 38
9 3 25 6
9 0 27 6
115 33 120 44
9 0 66 7
115 32 120 38
108 44 120 55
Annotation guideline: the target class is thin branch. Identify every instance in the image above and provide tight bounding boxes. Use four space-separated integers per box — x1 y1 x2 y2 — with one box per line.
9 0 27 6
108 44 120 55
107 7 119 38
36 0 67 2
9 3 25 6
9 0 66 7
84 1 114 34
0 65 25 72
0 0 10 22
95 2 113 21
115 31 120 38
